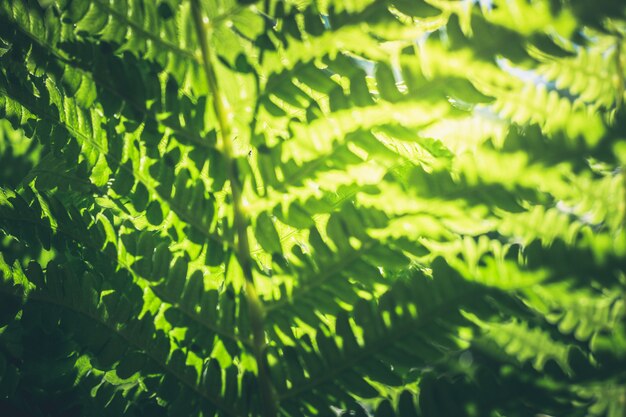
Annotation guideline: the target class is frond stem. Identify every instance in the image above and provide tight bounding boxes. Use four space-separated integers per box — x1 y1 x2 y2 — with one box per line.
190 2 278 416
615 37 624 110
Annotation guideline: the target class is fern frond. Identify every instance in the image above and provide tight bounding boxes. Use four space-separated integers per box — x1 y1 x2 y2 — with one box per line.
1 0 625 415
273 259 506 415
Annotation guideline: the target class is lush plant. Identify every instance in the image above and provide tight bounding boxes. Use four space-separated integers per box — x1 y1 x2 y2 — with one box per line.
1 0 626 416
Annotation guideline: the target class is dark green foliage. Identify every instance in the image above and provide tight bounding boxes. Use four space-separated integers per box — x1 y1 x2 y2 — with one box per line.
1 0 626 416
